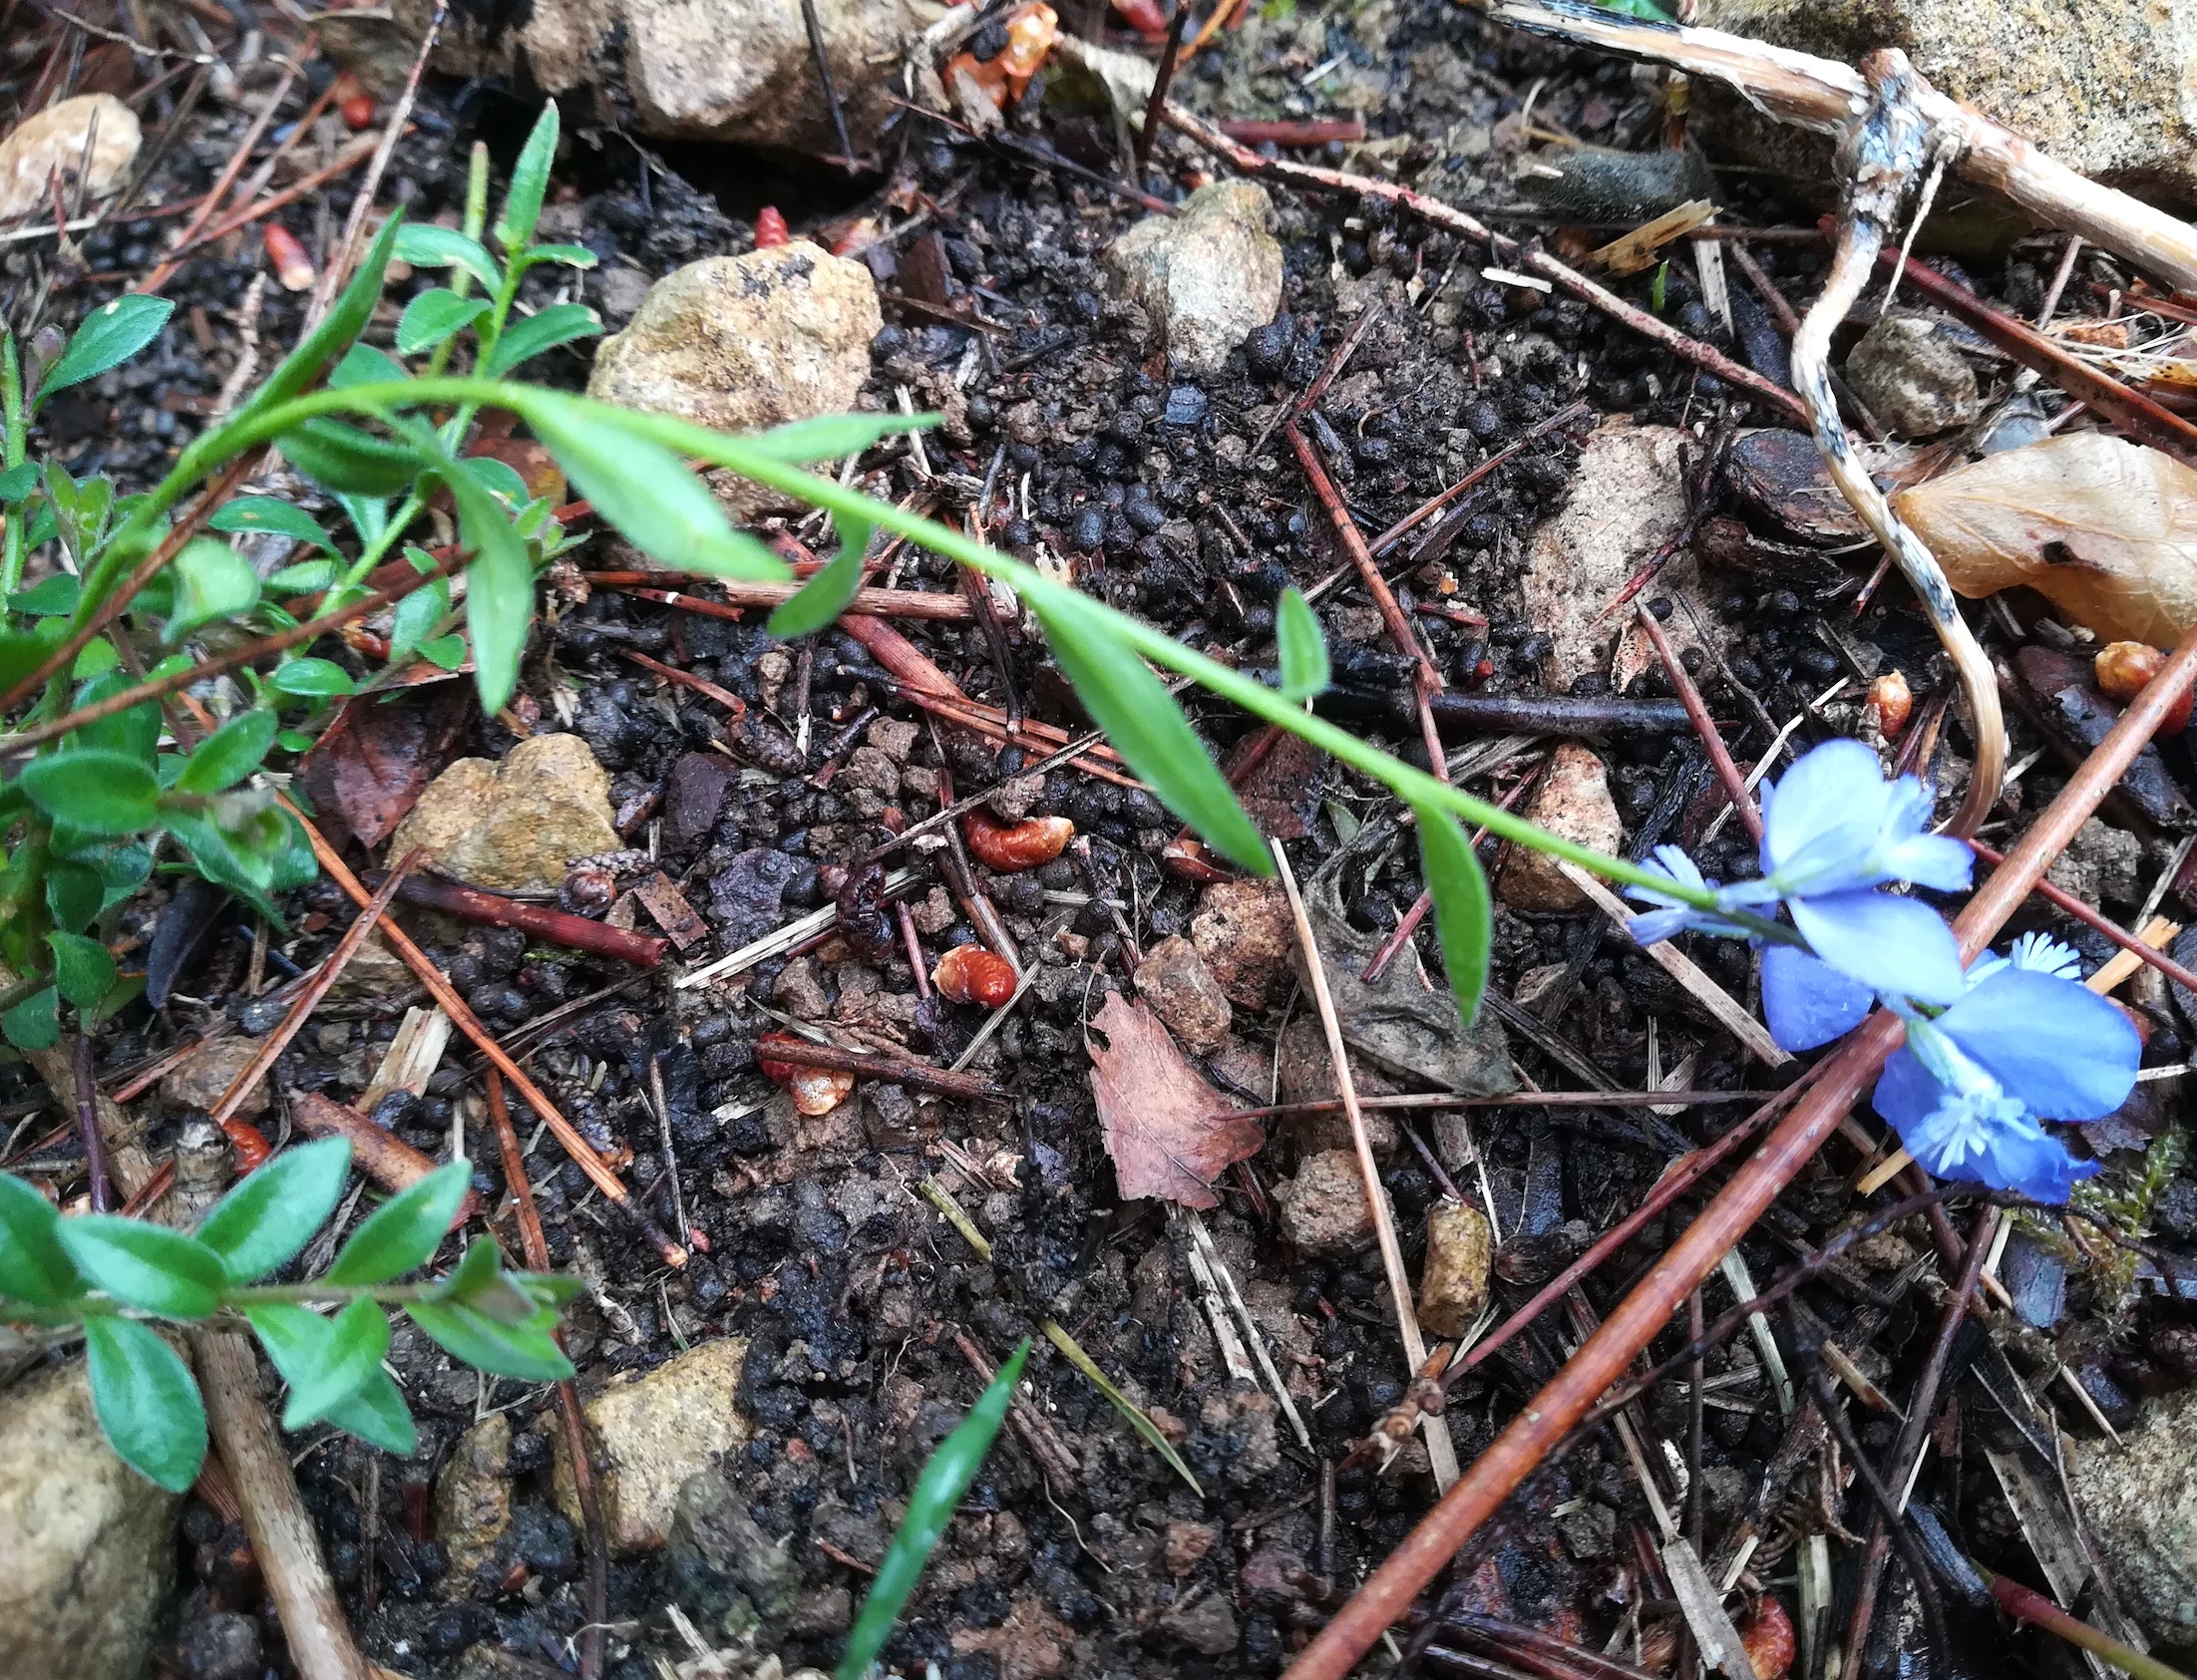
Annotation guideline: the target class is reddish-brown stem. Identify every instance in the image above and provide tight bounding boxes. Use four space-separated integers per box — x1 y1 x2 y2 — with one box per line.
1288 623 2197 1679
75 1030 110 1211
597 577 974 622
280 798 687 1267
753 1037 1007 1103
1637 602 1763 843
1218 117 1366 147
1969 838 2197 992
289 1091 479 1216
1 550 463 760
486 1071 606 1680
616 647 748 716
383 872 667 967
898 900 931 1001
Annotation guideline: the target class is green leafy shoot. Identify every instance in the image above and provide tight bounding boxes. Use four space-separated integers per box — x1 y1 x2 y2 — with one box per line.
837 1339 1028 1680
768 509 873 639
1275 586 1329 702
39 296 175 403
1410 806 1494 1024
494 101 558 254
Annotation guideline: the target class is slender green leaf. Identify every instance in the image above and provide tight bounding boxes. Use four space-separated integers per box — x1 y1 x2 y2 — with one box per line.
331 342 406 390
521 392 785 580
325 1161 470 1285
268 657 355 699
47 932 114 1009
83 1316 205 1492
0 461 37 501
238 215 405 421
391 225 502 292
396 289 492 356
1 986 57 1051
21 750 160 836
1412 804 1494 1025
56 1215 226 1318
278 419 421 499
196 1137 353 1282
323 1367 419 1456
1020 574 1269 872
436 1237 539 1324
177 709 277 795
266 559 337 592
440 458 532 714
0 1172 82 1306
281 1297 391 1428
746 412 935 464
166 537 261 642
767 510 872 639
1275 586 1329 702
208 496 337 554
486 302 600 375
838 1339 1028 1680
41 296 175 399
521 241 597 269
406 1297 573 1382
494 102 558 253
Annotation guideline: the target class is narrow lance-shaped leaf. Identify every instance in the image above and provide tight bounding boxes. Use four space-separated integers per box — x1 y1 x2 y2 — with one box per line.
1411 803 1494 1026
396 290 492 356
439 456 533 715
325 1161 470 1285
744 411 938 464
83 1316 206 1493
406 1297 573 1382
1275 586 1329 702
277 419 421 499
837 1339 1029 1680
485 302 601 376
208 496 337 554
520 391 786 581
1019 572 1270 873
494 101 558 253
768 509 873 639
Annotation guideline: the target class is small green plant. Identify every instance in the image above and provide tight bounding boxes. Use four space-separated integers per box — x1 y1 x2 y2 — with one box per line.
837 1339 1027 1680
0 1140 576 1490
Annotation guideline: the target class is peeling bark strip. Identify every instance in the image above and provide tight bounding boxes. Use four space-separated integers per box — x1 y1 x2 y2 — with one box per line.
1285 626 2197 1680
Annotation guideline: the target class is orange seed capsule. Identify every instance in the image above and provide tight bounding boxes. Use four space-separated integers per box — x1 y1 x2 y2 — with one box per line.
263 223 315 292
2095 641 2191 734
1865 669 1912 740
1739 1596 1796 1680
754 205 790 248
754 1031 855 1116
339 91 378 131
932 943 1018 1007
962 809 1074 871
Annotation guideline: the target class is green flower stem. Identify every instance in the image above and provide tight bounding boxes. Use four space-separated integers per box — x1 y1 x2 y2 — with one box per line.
1 334 24 605
426 143 493 383
0 1277 468 1327
63 375 1740 920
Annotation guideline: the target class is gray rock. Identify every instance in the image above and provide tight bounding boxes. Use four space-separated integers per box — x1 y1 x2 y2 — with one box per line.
2067 1384 2197 1645
1699 0 2197 201
2047 817 2146 909
551 1335 752 1554
403 0 919 157
1155 1590 1241 1656
1105 182 1282 378
0 1356 182 1680
1280 1150 1378 1256
665 1466 800 1639
1844 316 1980 438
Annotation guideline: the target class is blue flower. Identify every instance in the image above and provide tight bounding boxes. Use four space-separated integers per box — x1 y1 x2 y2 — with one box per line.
1624 844 1760 946
1871 946 2138 1202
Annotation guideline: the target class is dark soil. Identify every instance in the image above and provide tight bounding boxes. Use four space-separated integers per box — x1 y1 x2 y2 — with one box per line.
6 4 2197 1680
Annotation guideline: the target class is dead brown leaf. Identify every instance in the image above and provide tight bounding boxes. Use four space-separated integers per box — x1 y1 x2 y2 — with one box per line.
1088 992 1262 1208
298 683 475 849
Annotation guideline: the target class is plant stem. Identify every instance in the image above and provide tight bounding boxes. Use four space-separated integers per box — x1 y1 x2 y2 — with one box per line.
0 333 24 606
1980 1567 2194 1680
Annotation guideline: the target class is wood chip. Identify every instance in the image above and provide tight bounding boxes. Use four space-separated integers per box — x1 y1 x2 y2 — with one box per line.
357 1005 453 1117
633 870 709 952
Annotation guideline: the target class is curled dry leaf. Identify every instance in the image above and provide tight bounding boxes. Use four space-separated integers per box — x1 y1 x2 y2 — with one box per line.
1087 992 1262 1209
1895 433 2197 646
0 94 140 223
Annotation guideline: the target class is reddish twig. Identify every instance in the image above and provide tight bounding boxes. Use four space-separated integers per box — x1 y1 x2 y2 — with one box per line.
486 1070 606 1680
1969 838 2197 992
1218 117 1366 147
137 39 310 295
281 799 687 1268
750 1037 1008 1103
288 1091 479 1218
1288 622 2197 1678
1636 601 1763 844
383 872 667 967
593 576 974 622
1133 0 1192 180
75 1029 110 1211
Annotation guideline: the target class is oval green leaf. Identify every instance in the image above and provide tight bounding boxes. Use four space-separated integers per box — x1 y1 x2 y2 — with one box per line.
56 1214 226 1318
396 288 493 355
1275 586 1330 702
280 1297 391 1429
47 931 115 1010
390 225 502 291
176 709 277 796
21 750 160 836
485 301 601 376
41 295 175 400
277 419 421 499
196 1137 353 1282
268 657 355 699
325 1161 470 1286
0 1172 83 1306
406 1297 574 1382
83 1316 206 1492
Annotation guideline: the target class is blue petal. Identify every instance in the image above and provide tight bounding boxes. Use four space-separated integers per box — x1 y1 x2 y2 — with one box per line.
1979 1125 2100 1202
1871 1047 1942 1136
1761 945 1875 1051
1878 830 1974 892
1790 889 1969 1006
1760 740 1893 881
1628 908 1692 946
1939 967 2141 1121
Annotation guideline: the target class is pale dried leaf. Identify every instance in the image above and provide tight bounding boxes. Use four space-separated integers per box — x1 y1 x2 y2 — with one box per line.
1896 432 2197 646
1088 992 1262 1208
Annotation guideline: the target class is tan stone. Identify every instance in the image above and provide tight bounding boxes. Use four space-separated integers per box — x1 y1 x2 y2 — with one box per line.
1417 1201 1492 1339
1190 878 1293 1009
587 241 881 471
1133 935 1233 1054
1 96 139 223
389 733 619 894
1279 1150 1379 1257
1105 182 1282 377
1499 744 1623 912
0 1357 180 1680
433 1413 512 1597
159 1034 270 1119
552 1336 750 1554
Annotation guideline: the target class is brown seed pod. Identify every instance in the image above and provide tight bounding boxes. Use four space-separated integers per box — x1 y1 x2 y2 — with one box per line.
1739 1595 1796 1680
755 1032 855 1116
1865 669 1913 740
932 943 1018 1007
2096 641 2192 734
962 809 1074 870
